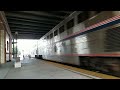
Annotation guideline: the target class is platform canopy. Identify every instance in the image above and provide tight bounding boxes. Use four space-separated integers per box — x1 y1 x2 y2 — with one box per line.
4 11 73 39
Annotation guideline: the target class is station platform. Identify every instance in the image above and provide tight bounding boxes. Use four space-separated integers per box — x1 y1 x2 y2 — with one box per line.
0 57 119 79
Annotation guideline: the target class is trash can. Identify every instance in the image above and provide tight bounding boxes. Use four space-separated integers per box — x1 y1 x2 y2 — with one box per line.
14 57 21 68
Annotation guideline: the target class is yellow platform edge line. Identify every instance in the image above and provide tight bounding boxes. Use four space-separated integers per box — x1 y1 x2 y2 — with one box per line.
45 60 120 79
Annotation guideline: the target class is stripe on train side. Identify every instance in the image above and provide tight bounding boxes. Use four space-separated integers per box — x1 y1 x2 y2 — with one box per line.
61 53 120 57
55 15 120 43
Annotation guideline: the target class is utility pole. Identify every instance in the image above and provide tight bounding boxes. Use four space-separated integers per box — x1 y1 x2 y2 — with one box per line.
13 39 14 59
14 31 21 68
15 32 18 59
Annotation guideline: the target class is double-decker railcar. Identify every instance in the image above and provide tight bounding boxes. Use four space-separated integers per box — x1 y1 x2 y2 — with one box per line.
36 11 120 77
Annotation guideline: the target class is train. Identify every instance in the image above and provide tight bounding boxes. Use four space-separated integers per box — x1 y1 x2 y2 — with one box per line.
33 11 120 77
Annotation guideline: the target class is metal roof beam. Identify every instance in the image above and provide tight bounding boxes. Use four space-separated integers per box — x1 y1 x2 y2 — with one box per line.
8 22 54 28
11 29 47 33
10 26 51 31
7 17 59 24
7 19 57 26
7 11 63 20
15 35 42 39
9 24 52 29
14 32 45 35
12 33 44 35
5 12 61 22
18 11 65 19
11 31 46 34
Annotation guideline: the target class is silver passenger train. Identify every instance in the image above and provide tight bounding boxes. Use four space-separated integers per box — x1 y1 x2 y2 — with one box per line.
34 11 120 77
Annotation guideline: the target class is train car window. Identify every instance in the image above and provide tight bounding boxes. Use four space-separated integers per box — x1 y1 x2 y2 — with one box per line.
77 11 89 23
59 25 65 34
54 30 58 36
47 35 49 39
67 19 74 29
50 33 53 39
44 37 46 40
